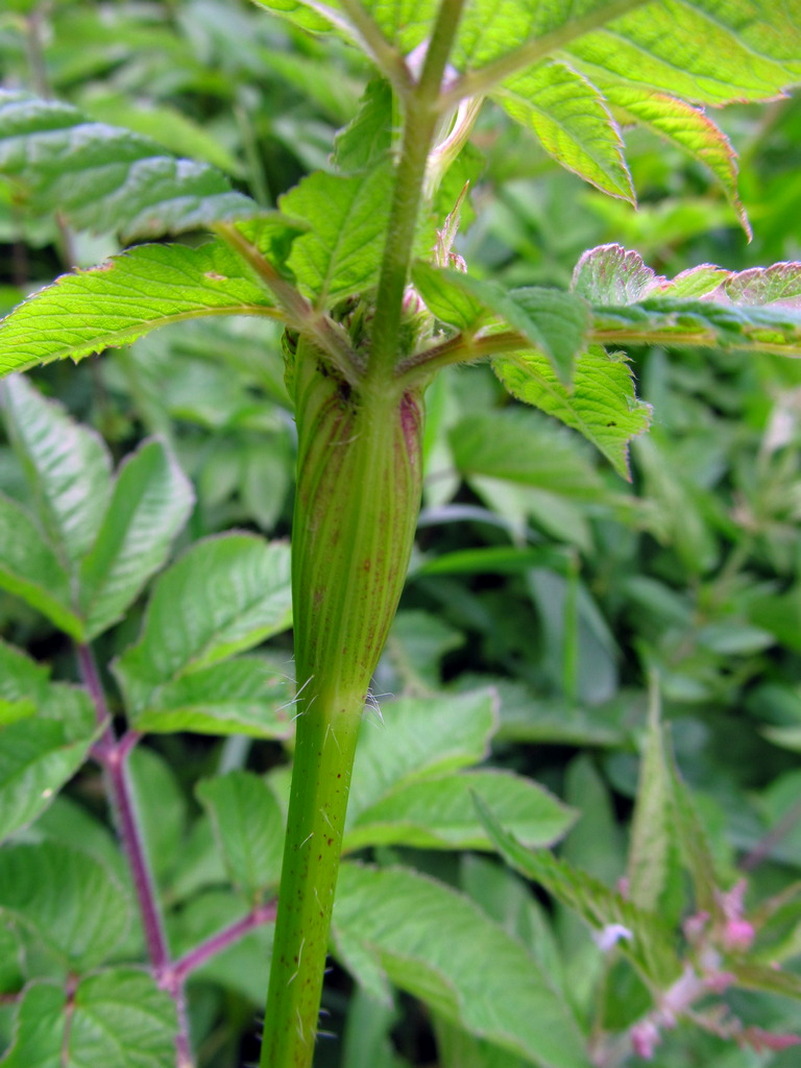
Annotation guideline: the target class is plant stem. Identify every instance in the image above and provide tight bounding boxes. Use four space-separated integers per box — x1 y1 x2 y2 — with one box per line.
368 0 468 382
77 644 192 1068
260 340 424 1068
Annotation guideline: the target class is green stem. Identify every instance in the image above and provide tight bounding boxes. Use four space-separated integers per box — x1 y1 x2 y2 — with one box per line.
260 340 424 1068
368 0 468 382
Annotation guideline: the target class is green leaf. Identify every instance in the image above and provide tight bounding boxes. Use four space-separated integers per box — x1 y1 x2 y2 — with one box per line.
443 271 591 383
197 771 284 897
280 162 393 305
0 91 258 240
347 691 498 820
571 243 665 304
132 656 293 738
0 842 130 969
79 439 194 639
496 61 634 202
344 769 576 852
0 494 84 638
493 345 652 479
0 719 96 843
0 240 279 376
113 534 292 715
598 83 749 235
412 261 486 331
626 689 673 912
0 970 177 1068
476 799 680 989
333 77 394 173
449 408 605 499
334 863 590 1068
1 374 111 564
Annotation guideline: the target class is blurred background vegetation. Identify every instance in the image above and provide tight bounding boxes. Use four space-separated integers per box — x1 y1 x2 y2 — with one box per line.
2 1 801 1064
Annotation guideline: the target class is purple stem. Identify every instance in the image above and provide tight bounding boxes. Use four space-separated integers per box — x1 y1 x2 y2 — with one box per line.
169 901 278 988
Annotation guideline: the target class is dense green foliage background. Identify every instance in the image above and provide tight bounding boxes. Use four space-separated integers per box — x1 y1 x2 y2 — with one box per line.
2 1 801 1065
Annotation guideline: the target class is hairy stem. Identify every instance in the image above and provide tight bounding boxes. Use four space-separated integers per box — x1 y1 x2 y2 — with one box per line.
260 341 424 1068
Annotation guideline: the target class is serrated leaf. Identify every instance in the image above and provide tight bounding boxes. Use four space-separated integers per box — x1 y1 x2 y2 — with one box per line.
709 261 801 307
114 535 292 714
476 799 680 988
1 374 111 564
0 493 84 638
0 970 177 1068
497 61 634 202
0 91 258 240
347 691 497 821
0 720 96 843
441 270 591 383
333 77 394 173
197 771 284 897
0 240 279 376
598 82 749 235
280 162 393 304
134 656 292 738
79 439 194 639
449 408 605 499
493 345 652 479
0 842 130 969
334 863 590 1068
344 769 576 852
572 244 665 304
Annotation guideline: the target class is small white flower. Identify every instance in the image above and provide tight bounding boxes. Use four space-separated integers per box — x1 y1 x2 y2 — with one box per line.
593 923 634 952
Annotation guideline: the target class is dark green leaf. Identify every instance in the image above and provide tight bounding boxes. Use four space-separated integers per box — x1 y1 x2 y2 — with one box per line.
79 439 194 639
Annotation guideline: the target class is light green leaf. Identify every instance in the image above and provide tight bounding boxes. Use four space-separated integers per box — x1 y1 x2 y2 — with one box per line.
197 771 284 897
0 240 279 377
79 439 194 639
449 408 605 498
493 345 652 479
0 842 130 969
412 261 486 331
0 970 177 1068
598 82 749 235
442 271 591 383
333 77 394 173
0 91 258 240
334 863 590 1068
476 799 680 988
280 162 393 304
132 656 293 738
347 691 498 821
113 535 292 714
344 769 576 852
0 494 84 638
1 374 111 564
496 61 634 202
0 720 96 843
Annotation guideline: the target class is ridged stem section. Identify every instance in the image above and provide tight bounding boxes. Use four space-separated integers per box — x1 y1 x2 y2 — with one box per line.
260 339 423 1068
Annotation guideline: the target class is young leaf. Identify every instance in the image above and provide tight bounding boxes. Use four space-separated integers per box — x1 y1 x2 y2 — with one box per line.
334 863 590 1068
0 842 130 970
343 768 576 852
0 240 279 377
0 970 177 1068
493 345 652 479
280 162 394 305
197 770 284 897
79 439 194 640
0 494 84 638
572 243 665 304
496 61 634 203
0 91 259 240
113 535 292 714
1 374 111 564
